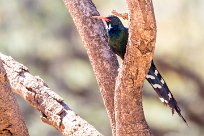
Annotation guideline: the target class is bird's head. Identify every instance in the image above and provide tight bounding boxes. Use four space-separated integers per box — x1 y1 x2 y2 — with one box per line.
93 15 124 29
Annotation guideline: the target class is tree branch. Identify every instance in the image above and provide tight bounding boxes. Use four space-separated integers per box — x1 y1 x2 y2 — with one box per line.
114 0 156 135
0 53 102 136
63 0 119 135
0 59 29 136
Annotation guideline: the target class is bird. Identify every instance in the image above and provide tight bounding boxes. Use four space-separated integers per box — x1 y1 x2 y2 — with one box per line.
93 15 187 125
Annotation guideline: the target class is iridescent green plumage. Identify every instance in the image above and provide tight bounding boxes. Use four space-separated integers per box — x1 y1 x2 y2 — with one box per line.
106 15 128 59
94 15 187 125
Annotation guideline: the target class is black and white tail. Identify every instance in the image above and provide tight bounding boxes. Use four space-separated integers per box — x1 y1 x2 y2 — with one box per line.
146 61 187 125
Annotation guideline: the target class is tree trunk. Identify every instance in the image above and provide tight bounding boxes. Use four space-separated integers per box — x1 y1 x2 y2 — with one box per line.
63 0 119 135
114 0 156 135
63 0 157 135
0 59 29 136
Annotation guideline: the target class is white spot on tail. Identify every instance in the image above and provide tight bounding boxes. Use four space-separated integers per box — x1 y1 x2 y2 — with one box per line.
160 98 165 103
154 70 158 76
152 84 162 89
159 98 168 104
168 93 172 99
161 79 165 84
146 75 155 79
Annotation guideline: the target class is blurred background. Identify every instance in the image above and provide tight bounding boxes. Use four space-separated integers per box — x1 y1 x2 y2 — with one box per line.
0 0 204 136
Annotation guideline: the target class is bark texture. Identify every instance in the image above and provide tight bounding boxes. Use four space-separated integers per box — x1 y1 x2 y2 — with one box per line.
0 60 29 136
114 0 156 135
63 0 119 135
0 53 102 136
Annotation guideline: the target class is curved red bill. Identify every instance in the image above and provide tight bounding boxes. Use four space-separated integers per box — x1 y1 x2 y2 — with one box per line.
92 16 111 22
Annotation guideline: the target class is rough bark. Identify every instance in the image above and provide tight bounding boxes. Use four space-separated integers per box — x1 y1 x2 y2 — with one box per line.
0 53 102 136
0 59 29 136
114 0 156 135
63 0 119 135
